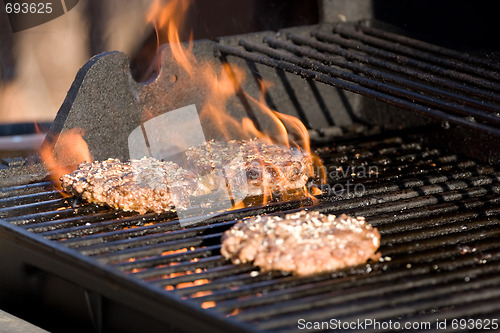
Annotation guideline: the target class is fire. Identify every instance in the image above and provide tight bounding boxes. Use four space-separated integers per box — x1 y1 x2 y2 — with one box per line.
41 0 323 205
146 1 324 204
161 248 188 256
227 308 240 317
146 1 317 161
38 128 93 187
147 0 195 76
201 301 216 309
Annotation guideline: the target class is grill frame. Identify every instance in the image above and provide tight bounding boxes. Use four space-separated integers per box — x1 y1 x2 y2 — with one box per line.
0 211 255 333
2 132 500 332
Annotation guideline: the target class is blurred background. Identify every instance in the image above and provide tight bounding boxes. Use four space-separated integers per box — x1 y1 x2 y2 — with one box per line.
1 0 498 158
0 0 318 124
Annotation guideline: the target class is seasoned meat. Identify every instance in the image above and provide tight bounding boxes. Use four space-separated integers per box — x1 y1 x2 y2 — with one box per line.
60 157 199 214
185 139 313 197
221 210 381 276
61 139 313 214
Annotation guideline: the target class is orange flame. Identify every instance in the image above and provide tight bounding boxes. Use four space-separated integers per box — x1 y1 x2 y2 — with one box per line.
147 0 195 76
38 128 93 187
145 0 324 205
201 301 216 309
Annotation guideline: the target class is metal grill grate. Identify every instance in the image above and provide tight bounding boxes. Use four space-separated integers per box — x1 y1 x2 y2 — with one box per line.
216 22 500 138
1 133 500 332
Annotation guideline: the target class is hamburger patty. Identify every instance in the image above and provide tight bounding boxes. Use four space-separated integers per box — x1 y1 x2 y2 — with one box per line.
185 139 313 197
61 139 314 214
60 157 200 214
221 210 381 276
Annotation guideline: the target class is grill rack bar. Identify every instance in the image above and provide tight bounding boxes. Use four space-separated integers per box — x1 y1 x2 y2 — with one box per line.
259 37 500 125
216 22 500 137
312 31 500 104
1 134 500 331
191 237 500 304
286 34 500 114
357 22 500 72
332 24 500 85
263 274 500 332
238 259 500 325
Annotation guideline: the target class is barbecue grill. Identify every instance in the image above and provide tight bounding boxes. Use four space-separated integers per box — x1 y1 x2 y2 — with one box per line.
1 0 500 332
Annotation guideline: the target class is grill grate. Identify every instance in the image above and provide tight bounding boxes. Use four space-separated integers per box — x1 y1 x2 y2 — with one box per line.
1 133 500 331
216 22 500 137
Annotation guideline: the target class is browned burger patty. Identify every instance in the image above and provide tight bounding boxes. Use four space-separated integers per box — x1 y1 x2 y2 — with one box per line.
221 210 381 276
60 157 200 214
185 139 313 197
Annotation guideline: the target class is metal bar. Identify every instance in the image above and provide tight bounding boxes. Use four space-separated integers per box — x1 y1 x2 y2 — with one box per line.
92 233 223 262
113 245 221 270
0 180 53 199
369 196 500 232
358 23 500 72
265 36 500 124
152 264 254 288
0 190 63 208
5 204 110 226
333 25 500 84
194 239 500 304
175 271 285 298
73 222 230 255
0 198 69 218
251 37 494 121
129 256 225 279
313 31 500 103
259 274 500 331
240 261 500 325
53 173 500 258
226 253 500 320
25 210 132 233
216 43 500 137
288 33 500 113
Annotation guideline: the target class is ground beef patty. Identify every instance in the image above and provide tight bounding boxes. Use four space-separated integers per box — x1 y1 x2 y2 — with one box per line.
185 139 312 197
221 210 381 276
60 157 199 214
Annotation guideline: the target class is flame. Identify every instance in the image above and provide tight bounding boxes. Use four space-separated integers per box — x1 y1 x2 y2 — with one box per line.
201 301 216 309
147 0 195 76
227 308 240 317
161 248 188 256
198 63 249 140
38 128 93 187
145 1 314 152
144 0 324 205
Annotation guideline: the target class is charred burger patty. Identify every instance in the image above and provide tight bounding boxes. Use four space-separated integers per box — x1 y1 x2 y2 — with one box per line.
185 138 312 196
221 210 381 276
60 139 313 213
60 157 199 214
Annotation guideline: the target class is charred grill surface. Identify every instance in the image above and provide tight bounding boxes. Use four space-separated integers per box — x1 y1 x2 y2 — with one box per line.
1 133 500 331
60 157 199 214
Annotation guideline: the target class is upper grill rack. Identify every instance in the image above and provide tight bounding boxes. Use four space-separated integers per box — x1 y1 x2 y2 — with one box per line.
216 22 500 137
2 133 500 332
